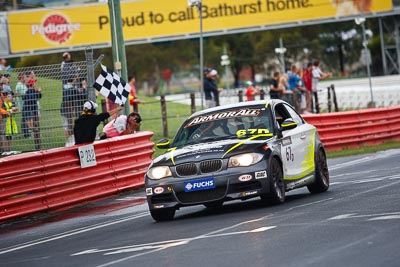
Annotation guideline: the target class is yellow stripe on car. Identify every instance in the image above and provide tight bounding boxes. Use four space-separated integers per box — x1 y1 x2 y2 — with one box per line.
222 134 273 158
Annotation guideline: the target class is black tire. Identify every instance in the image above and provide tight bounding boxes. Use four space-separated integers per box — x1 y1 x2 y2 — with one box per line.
261 157 285 204
150 208 176 222
204 200 224 209
307 148 329 194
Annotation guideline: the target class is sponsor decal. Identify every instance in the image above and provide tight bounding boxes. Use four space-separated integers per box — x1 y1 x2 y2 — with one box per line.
282 137 292 146
184 178 215 192
31 13 81 44
185 108 261 128
145 188 153 195
154 187 164 194
255 170 267 179
238 174 252 182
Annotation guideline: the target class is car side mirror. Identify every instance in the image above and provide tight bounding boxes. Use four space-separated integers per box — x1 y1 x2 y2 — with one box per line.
281 118 297 131
156 138 171 149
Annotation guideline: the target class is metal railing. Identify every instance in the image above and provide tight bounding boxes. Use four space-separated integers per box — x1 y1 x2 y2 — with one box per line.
0 51 101 155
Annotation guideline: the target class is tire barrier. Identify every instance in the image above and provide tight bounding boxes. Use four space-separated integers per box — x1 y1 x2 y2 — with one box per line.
303 106 400 152
0 131 154 222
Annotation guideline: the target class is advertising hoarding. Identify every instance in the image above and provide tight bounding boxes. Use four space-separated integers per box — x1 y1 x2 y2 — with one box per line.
7 0 393 54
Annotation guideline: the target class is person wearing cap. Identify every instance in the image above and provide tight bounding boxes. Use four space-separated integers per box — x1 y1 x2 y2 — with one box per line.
203 69 222 108
73 100 123 145
22 79 42 150
99 112 142 139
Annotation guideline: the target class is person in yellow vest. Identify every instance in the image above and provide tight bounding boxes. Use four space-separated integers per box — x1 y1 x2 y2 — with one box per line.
2 90 18 152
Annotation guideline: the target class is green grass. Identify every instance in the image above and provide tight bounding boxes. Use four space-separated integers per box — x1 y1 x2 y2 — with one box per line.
326 141 400 158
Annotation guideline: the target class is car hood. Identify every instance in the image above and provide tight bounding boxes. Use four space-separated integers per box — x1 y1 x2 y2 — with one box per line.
152 138 271 166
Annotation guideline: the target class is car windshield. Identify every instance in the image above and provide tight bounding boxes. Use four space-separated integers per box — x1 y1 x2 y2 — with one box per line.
171 106 274 147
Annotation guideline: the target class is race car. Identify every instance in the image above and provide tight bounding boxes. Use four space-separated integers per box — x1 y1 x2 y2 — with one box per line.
145 99 329 221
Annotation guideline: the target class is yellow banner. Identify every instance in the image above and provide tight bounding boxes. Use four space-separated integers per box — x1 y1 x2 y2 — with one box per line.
8 0 393 53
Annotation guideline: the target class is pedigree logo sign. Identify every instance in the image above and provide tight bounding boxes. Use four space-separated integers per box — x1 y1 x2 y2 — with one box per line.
31 13 81 44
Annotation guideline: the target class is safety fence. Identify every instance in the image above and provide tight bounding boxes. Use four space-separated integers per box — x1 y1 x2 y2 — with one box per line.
0 131 154 223
302 106 400 151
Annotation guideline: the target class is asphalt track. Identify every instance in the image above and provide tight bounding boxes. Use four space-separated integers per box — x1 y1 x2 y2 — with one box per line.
1 149 400 267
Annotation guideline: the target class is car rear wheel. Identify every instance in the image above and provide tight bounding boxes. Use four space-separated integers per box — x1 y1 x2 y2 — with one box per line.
307 148 329 194
261 157 285 204
150 208 176 222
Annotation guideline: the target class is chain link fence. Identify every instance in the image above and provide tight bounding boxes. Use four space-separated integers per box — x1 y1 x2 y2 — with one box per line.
0 58 95 155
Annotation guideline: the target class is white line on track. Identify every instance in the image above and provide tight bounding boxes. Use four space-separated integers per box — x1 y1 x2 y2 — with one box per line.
89 219 277 267
0 212 149 255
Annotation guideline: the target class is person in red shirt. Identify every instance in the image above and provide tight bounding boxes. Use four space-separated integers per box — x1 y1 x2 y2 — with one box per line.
303 62 313 113
128 75 144 112
245 81 259 101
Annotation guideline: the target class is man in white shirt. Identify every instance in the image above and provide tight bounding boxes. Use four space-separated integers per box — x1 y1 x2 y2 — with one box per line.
311 60 332 113
311 60 332 92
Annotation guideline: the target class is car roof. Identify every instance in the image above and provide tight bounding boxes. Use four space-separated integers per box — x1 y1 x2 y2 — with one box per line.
189 99 286 118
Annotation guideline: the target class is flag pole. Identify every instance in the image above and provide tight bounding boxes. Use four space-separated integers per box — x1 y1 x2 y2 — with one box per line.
108 0 129 115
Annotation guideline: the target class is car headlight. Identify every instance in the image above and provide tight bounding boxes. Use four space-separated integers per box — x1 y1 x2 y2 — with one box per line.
228 153 263 167
147 166 172 180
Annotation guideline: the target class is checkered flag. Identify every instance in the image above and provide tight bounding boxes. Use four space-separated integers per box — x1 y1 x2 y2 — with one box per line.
93 64 131 105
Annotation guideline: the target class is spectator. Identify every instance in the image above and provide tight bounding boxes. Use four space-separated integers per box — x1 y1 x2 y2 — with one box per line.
245 81 259 101
99 112 142 139
0 58 11 71
0 76 12 94
73 79 88 118
125 112 142 134
303 62 313 113
0 85 11 153
74 101 122 145
269 72 282 99
61 52 78 85
128 75 144 112
312 60 332 112
162 68 172 93
2 91 19 152
287 64 308 113
279 74 294 106
203 69 222 108
22 79 42 150
61 77 76 146
296 66 310 114
15 72 27 111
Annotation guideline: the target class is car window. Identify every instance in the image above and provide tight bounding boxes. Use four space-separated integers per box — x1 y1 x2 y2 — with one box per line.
283 104 304 125
171 106 274 147
274 103 304 127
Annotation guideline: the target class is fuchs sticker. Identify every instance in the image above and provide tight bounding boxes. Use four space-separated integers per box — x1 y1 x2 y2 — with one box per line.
238 174 252 182
154 187 164 194
255 171 267 179
145 188 153 195
184 178 215 192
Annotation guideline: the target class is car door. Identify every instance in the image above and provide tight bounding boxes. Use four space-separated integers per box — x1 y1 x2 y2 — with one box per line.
275 103 315 180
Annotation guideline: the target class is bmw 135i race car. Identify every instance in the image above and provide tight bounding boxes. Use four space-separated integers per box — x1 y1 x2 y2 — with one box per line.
145 99 329 221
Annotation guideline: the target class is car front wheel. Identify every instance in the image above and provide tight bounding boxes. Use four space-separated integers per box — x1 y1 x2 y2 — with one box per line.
261 157 285 204
150 208 176 222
